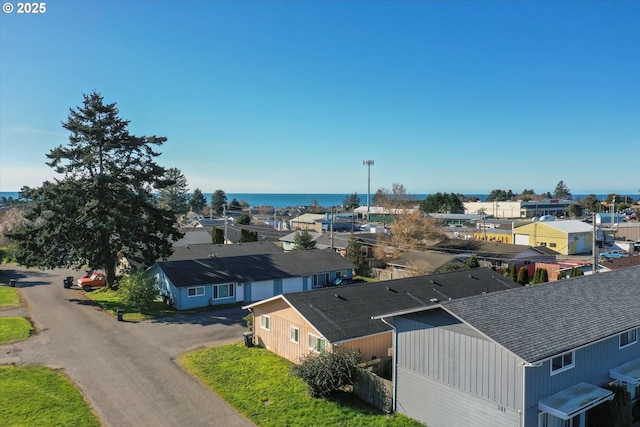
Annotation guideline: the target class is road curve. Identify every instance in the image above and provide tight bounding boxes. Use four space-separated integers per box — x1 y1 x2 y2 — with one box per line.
0 265 253 427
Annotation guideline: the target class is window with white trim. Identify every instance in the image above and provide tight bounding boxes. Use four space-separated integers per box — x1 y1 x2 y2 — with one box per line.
187 286 205 297
620 329 637 349
308 333 326 352
260 315 270 331
290 326 299 344
550 351 574 375
213 283 234 300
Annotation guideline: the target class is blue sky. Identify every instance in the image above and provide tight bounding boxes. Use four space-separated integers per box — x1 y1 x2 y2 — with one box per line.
1 0 638 196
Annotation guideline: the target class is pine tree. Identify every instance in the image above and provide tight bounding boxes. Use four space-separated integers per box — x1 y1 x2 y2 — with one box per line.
189 188 207 212
509 264 518 282
157 167 189 213
517 267 529 285
9 92 182 287
539 268 549 283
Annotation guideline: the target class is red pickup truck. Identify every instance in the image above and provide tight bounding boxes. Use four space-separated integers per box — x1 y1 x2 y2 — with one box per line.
77 272 107 291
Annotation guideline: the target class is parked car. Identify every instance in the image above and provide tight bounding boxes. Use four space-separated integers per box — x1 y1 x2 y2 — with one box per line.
600 250 629 259
77 272 107 291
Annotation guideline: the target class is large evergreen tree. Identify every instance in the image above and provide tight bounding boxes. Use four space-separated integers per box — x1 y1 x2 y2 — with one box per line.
189 188 207 212
9 92 182 287
210 189 227 215
156 167 189 213
553 180 572 199
342 193 361 211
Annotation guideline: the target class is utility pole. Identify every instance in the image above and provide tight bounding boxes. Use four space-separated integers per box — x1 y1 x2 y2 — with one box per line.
592 213 598 274
223 203 227 244
363 160 374 221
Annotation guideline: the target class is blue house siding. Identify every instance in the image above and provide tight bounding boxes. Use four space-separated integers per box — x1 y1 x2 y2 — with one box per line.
274 279 282 295
244 283 251 302
523 331 640 426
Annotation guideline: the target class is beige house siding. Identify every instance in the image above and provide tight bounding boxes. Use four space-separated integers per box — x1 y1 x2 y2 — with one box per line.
340 332 393 360
251 297 392 363
254 299 332 363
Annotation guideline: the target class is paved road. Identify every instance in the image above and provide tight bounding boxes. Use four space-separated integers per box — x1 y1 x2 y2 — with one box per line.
0 265 253 427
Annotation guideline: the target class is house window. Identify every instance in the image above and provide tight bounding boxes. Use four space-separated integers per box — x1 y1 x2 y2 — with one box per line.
290 326 299 344
260 315 270 331
187 286 205 297
213 283 234 300
549 243 557 248
620 329 637 348
312 273 329 288
539 412 580 427
550 351 574 375
308 333 326 352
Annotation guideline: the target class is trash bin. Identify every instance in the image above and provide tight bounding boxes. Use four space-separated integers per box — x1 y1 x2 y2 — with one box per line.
117 309 124 322
243 332 254 348
9 278 16 287
63 277 73 288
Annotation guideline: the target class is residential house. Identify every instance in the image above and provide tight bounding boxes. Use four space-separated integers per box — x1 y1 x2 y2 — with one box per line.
149 249 356 310
242 268 519 364
163 241 283 262
376 250 459 280
513 219 595 255
279 231 376 258
377 265 640 427
434 240 558 271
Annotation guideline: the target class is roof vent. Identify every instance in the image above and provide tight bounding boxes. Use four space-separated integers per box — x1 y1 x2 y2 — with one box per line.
334 294 347 301
468 274 477 279
386 287 398 293
429 298 439 303
430 280 441 286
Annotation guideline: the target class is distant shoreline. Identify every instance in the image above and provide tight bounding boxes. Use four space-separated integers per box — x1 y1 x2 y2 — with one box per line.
2 191 638 208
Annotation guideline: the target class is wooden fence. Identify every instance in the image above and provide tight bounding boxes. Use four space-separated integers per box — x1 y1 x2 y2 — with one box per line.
353 369 393 413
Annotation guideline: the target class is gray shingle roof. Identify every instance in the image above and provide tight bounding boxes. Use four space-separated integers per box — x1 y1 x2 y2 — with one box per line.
156 249 356 287
281 268 519 343
440 265 640 362
165 241 283 262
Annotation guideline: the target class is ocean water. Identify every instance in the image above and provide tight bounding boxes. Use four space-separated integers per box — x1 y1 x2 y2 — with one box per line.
1 191 638 208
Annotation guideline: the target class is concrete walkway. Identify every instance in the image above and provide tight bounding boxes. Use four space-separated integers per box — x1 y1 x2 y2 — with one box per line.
0 265 254 427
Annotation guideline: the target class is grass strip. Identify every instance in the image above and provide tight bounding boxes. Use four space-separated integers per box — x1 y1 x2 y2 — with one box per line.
0 317 33 345
0 365 100 427
179 342 422 427
0 286 21 308
86 288 239 321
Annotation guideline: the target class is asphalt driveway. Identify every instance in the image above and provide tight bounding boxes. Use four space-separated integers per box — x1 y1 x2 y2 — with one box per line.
0 265 253 427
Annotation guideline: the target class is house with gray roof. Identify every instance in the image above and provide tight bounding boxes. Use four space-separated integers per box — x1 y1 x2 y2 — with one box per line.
149 249 355 310
376 265 640 427
242 268 519 364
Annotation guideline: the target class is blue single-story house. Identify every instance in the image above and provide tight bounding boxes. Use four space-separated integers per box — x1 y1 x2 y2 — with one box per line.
148 249 356 310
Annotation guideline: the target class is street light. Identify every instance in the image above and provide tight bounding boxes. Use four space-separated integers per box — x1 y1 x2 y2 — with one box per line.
363 160 374 221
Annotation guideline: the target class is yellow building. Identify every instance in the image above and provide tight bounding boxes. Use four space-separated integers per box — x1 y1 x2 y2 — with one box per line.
513 220 593 255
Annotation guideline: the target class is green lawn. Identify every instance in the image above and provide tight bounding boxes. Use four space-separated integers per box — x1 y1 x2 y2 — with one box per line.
0 317 33 345
86 288 239 321
0 365 100 427
179 343 422 427
0 286 21 308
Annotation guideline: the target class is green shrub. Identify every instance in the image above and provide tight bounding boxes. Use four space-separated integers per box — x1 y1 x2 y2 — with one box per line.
588 383 630 427
291 347 365 398
118 270 158 313
235 214 251 225
517 266 529 285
